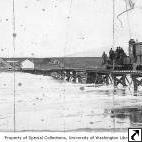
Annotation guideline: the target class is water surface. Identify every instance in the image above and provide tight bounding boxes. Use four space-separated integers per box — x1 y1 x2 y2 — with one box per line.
0 72 142 131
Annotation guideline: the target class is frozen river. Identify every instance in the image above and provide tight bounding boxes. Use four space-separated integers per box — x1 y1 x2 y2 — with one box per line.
0 72 142 132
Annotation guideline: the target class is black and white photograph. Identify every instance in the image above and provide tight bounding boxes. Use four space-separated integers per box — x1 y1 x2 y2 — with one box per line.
0 0 142 133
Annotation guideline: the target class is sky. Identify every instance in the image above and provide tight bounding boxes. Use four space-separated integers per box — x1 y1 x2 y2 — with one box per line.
0 0 142 57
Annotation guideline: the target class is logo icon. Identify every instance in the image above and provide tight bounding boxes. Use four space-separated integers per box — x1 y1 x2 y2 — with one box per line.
128 128 142 142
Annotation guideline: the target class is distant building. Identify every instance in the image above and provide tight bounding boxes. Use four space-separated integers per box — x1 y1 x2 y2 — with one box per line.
21 59 34 70
0 58 14 70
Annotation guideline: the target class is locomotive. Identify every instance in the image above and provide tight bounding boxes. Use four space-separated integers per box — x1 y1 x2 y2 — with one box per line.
105 39 142 70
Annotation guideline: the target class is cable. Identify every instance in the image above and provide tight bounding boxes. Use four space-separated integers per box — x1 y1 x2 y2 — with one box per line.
125 0 132 39
117 0 135 28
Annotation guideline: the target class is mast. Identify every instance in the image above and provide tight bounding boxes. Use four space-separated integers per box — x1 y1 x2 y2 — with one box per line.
112 0 116 129
113 0 115 50
12 0 16 132
112 0 115 69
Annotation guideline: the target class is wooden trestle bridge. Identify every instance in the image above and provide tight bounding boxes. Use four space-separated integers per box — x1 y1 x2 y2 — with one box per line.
21 67 142 93
50 68 142 93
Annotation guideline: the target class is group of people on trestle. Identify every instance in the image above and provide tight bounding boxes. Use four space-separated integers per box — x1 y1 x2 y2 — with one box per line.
102 47 127 65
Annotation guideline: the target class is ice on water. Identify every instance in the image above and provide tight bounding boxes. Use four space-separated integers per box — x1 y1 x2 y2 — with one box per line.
0 72 142 131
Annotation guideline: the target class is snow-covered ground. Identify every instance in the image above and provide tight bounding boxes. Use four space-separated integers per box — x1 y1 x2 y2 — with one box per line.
0 72 142 131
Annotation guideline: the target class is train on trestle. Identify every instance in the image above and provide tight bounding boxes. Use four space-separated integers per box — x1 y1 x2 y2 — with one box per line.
103 39 142 70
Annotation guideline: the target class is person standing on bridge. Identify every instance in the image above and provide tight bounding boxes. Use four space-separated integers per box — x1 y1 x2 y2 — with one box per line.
102 52 108 65
109 48 115 64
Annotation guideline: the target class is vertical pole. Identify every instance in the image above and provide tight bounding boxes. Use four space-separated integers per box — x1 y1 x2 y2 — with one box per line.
132 75 138 95
134 81 138 92
94 72 98 84
112 0 115 129
112 0 115 70
66 71 70 81
72 71 76 83
122 75 127 87
113 74 117 87
12 0 16 132
105 74 109 85
133 79 138 96
112 0 115 48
